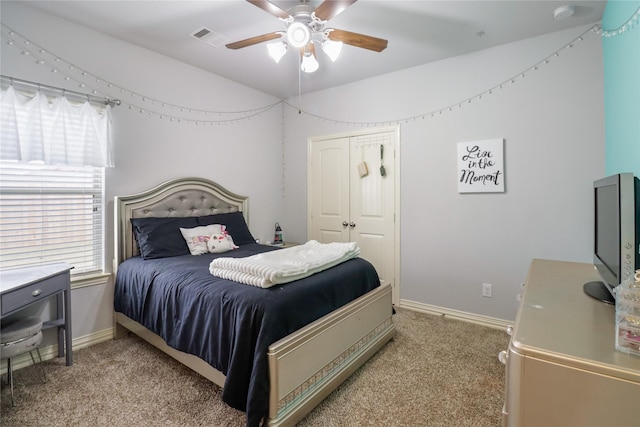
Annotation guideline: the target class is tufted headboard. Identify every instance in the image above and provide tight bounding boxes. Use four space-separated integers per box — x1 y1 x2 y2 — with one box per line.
114 177 249 267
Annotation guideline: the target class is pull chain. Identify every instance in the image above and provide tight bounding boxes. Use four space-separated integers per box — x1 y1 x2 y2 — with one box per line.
298 53 302 114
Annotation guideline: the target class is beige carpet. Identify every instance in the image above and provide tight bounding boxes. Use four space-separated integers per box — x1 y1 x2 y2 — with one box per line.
1 308 508 426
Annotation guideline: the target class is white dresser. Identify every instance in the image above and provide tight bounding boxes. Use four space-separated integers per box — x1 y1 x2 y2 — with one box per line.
502 259 640 427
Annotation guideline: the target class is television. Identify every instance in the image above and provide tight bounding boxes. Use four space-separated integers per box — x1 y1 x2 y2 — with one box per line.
583 173 640 304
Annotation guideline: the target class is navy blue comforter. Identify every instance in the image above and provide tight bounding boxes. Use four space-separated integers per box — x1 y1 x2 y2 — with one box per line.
114 243 380 426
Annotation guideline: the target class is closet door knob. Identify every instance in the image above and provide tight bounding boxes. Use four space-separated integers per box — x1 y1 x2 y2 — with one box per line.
342 221 349 227
349 222 356 228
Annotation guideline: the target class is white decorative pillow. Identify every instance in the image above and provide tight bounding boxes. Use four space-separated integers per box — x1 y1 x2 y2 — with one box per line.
180 224 223 255
207 233 239 254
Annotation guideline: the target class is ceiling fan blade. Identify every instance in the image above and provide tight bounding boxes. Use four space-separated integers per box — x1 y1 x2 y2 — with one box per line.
226 32 283 50
314 0 357 21
247 0 291 20
328 29 388 52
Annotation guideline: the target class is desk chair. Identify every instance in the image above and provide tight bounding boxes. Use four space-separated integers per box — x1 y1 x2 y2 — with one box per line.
1 316 47 406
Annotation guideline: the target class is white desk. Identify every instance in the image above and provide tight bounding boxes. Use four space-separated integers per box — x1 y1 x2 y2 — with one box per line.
1 263 73 366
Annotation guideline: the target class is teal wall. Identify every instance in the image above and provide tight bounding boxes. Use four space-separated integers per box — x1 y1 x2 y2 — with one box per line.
602 1 640 176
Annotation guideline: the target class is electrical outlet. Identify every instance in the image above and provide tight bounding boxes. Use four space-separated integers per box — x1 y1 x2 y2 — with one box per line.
482 283 493 298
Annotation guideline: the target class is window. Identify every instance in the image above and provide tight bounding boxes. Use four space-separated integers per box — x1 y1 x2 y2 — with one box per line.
0 82 113 276
0 162 105 274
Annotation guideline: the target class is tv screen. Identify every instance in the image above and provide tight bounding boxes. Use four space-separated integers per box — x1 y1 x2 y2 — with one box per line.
584 173 639 304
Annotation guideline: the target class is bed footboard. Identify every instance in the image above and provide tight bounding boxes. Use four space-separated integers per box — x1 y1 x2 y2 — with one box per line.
267 282 395 427
114 283 394 426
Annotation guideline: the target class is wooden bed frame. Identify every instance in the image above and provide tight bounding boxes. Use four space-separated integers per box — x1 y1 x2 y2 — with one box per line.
113 177 396 427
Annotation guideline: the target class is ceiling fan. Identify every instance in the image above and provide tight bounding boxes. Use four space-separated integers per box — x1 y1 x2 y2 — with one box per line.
226 0 388 73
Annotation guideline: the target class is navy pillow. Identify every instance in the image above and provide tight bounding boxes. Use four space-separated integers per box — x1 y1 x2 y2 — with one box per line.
196 211 255 245
131 216 199 259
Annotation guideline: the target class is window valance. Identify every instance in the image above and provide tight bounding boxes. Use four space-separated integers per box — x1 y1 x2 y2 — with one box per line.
1 85 114 167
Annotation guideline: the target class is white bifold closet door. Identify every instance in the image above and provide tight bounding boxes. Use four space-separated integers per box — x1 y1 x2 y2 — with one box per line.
309 129 396 294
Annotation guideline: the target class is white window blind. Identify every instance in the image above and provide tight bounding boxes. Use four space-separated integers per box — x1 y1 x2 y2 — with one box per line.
0 162 104 274
0 81 113 275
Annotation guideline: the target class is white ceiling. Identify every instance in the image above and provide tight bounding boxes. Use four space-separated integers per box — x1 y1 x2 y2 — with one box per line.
21 0 606 99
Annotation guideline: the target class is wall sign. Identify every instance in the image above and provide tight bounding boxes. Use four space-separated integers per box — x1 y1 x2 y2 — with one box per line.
457 139 504 193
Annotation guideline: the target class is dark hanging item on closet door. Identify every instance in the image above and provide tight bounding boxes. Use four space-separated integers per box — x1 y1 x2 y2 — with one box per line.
380 144 386 177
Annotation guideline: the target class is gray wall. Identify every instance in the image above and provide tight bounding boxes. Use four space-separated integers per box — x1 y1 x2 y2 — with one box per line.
1 0 605 352
283 25 604 321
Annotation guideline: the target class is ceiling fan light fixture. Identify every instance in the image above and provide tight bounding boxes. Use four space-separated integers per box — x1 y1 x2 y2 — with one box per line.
287 22 311 48
322 38 343 62
267 41 288 63
301 51 319 73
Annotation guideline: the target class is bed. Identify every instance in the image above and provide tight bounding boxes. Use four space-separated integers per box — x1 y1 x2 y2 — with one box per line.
112 177 395 427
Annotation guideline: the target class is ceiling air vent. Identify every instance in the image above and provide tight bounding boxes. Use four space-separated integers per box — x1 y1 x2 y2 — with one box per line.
190 27 227 48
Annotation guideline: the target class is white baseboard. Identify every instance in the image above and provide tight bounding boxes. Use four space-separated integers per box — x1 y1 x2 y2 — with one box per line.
1 327 114 372
398 299 512 331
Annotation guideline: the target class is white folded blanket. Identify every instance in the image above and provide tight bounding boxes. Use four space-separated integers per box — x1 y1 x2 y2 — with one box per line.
209 240 360 288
